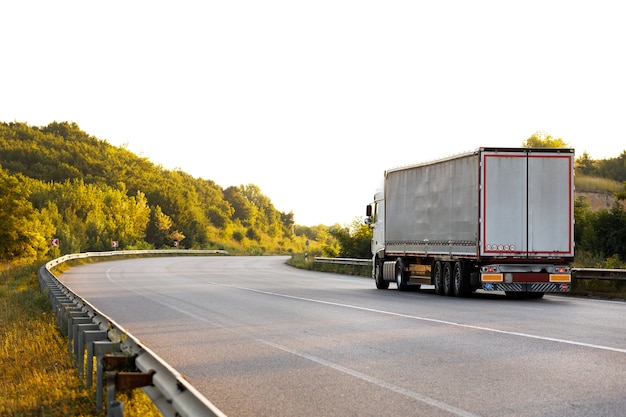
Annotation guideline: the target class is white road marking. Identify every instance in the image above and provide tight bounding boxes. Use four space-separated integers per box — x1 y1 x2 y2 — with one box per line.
237 286 626 355
105 266 626 354
260 339 482 417
103 266 625 417
104 267 482 416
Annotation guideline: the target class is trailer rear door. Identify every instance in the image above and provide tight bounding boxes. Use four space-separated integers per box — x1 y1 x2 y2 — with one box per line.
480 149 574 259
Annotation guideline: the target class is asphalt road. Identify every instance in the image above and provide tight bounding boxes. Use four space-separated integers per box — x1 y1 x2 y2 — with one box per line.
58 256 626 417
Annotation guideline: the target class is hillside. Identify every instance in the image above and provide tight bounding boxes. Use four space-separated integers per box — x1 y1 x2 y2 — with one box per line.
0 121 313 263
574 173 626 211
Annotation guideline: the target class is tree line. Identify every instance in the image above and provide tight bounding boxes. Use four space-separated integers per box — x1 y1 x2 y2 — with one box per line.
1 124 626 268
0 121 337 266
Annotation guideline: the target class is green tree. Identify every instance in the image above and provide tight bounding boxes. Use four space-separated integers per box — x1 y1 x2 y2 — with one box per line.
146 205 173 247
43 201 87 255
575 152 598 176
522 131 569 148
206 206 230 229
596 151 626 182
573 197 596 253
593 204 626 261
102 188 151 248
224 186 256 224
0 167 54 265
280 211 295 235
329 218 372 258
246 228 260 241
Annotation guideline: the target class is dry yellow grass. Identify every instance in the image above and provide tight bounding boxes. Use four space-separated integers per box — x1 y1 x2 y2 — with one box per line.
0 264 161 416
575 174 623 193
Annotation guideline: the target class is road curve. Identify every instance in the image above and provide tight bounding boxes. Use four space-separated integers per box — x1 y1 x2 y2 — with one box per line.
59 256 626 417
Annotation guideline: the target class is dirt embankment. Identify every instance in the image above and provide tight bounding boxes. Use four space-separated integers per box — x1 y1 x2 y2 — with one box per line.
575 190 625 211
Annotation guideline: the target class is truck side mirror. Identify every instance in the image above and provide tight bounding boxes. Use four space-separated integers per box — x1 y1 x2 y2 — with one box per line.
366 204 372 217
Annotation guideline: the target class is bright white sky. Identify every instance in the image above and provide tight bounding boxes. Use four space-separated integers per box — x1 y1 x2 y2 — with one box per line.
1 1 625 226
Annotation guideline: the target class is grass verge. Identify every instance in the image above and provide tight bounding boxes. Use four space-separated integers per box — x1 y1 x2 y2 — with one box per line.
575 174 623 193
0 263 161 416
286 253 371 276
569 278 626 300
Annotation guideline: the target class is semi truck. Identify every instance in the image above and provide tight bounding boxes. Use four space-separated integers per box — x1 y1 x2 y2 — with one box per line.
365 147 574 298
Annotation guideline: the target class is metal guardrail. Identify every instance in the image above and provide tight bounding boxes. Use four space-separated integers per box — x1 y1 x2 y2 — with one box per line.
40 249 229 417
45 248 229 268
314 257 372 266
315 258 626 282
572 268 626 281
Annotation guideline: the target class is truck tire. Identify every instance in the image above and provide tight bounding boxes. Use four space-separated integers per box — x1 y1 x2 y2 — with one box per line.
453 261 470 297
443 262 454 296
433 261 444 295
396 258 409 291
374 259 389 289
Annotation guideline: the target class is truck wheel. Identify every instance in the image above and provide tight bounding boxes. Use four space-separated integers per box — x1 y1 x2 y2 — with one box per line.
433 261 444 295
443 262 454 296
396 258 408 291
374 260 389 290
453 261 470 297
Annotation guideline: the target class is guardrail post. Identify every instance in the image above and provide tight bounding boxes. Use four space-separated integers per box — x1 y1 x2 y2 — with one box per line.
106 372 117 417
108 400 124 417
38 270 46 292
58 302 79 327
68 315 91 358
49 289 72 325
102 354 149 417
85 330 109 387
48 288 64 307
106 370 155 417
95 343 123 413
76 323 100 378
56 300 76 332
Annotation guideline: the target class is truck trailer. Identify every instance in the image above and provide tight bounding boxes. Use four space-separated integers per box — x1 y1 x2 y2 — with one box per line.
365 147 574 298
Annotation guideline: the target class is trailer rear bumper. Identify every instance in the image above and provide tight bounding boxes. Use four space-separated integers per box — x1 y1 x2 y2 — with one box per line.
481 282 571 292
480 264 571 293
